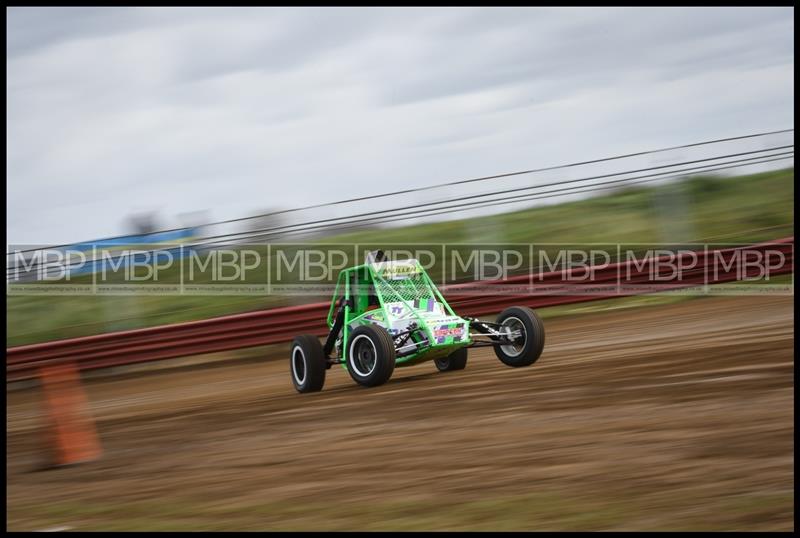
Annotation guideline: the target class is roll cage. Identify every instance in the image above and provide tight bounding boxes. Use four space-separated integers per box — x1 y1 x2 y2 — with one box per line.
322 258 525 368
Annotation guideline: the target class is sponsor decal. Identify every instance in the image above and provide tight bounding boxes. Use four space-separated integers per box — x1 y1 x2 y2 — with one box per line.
373 260 421 280
434 326 463 338
433 323 465 343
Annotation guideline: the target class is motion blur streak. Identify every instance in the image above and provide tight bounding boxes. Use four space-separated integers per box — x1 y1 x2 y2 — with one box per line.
7 295 793 530
7 237 793 381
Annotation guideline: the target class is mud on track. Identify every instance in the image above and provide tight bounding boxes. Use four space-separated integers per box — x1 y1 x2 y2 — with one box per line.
6 296 794 531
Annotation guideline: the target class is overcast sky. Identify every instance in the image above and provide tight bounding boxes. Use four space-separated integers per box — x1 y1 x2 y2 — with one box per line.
6 7 794 245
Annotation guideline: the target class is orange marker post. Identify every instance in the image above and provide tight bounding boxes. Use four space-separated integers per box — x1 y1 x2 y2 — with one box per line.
38 361 102 467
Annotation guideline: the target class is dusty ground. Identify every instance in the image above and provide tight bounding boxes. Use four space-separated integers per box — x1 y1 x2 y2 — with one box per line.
6 295 794 531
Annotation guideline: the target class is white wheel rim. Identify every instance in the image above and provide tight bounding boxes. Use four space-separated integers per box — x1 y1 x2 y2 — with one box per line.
349 334 378 377
499 316 526 357
292 346 307 385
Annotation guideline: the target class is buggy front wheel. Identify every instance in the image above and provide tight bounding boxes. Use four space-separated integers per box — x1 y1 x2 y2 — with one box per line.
346 325 396 387
493 306 545 367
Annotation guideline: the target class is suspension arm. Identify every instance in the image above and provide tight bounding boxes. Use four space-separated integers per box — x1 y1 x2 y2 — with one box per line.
323 298 350 358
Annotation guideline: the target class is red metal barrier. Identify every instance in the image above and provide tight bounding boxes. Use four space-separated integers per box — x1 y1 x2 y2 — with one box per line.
7 238 793 381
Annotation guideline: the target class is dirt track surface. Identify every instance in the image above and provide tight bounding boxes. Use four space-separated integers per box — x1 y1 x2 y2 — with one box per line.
6 296 794 531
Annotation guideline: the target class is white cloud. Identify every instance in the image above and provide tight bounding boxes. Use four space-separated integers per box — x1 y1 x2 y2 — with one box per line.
6 6 794 244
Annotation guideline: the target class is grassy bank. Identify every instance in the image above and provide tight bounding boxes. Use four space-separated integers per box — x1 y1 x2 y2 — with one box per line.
6 168 794 347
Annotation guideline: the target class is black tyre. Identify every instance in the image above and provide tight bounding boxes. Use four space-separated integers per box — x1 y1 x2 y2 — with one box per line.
290 335 327 393
346 325 396 387
493 306 545 367
434 347 468 372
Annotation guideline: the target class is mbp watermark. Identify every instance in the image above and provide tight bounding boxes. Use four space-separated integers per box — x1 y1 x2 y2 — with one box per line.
444 244 530 284
8 247 88 281
6 241 793 297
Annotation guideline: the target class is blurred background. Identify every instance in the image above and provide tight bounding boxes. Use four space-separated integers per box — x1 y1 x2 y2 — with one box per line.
6 6 794 532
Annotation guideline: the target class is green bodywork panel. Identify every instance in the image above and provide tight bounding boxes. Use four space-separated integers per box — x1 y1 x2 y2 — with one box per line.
327 259 471 367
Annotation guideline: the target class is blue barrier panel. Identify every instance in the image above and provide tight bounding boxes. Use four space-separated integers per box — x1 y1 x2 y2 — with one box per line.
66 228 198 277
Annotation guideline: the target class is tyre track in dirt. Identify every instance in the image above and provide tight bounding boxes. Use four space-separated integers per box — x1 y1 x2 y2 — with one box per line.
6 295 794 530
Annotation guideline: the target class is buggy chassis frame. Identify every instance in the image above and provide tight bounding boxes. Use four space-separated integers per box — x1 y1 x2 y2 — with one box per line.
320 262 523 368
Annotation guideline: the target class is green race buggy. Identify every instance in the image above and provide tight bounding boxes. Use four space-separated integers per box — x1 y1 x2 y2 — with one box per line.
289 250 545 393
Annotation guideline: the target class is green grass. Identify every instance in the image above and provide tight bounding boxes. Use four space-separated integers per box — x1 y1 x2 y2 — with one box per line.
328 168 794 245
8 489 793 531
6 168 794 347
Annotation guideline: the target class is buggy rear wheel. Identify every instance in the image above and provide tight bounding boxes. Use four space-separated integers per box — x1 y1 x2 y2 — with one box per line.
493 306 545 367
346 325 396 387
290 335 327 393
435 347 468 372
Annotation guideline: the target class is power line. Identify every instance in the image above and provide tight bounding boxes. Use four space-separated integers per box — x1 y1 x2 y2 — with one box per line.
319 155 794 237
172 145 794 246
9 151 792 276
9 152 792 278
7 127 794 257
192 154 795 244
